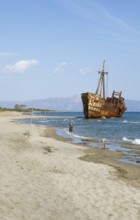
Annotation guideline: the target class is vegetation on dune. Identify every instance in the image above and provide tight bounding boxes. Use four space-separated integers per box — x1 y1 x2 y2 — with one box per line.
0 104 53 113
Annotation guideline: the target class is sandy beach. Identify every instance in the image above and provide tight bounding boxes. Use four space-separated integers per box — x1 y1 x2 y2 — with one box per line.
0 111 140 220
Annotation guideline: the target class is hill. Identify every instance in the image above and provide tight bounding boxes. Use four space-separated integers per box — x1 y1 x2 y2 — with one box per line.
0 96 140 112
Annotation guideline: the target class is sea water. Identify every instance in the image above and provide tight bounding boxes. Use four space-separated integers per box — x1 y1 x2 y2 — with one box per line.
27 111 140 145
21 111 140 165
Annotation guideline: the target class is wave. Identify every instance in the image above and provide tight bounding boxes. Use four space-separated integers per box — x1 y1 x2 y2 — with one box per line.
123 137 140 145
123 120 140 124
132 139 140 145
101 116 107 119
63 128 87 140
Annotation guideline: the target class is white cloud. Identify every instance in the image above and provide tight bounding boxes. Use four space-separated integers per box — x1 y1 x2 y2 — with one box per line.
53 62 67 74
104 12 140 33
79 67 92 75
60 0 139 33
3 59 39 73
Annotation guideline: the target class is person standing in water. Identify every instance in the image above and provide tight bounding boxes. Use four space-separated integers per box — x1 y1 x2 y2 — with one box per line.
69 120 74 137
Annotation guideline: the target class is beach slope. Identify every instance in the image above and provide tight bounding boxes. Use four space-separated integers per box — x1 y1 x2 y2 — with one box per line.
0 112 140 220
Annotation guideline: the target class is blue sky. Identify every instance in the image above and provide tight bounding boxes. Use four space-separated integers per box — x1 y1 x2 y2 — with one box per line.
0 0 140 101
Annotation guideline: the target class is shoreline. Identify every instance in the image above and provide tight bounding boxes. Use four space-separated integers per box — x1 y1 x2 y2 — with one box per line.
0 111 140 219
19 111 140 167
18 111 140 187
42 124 140 188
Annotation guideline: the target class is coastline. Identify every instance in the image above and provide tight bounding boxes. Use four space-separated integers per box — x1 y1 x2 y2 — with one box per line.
0 111 140 220
42 124 140 188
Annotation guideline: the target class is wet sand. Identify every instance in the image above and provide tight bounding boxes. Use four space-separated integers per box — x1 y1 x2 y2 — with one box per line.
0 111 140 220
43 126 140 188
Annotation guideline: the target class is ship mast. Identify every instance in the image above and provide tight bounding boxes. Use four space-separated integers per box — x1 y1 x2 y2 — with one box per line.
95 60 108 99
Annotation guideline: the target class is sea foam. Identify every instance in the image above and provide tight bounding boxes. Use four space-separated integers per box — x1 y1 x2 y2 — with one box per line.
123 137 140 145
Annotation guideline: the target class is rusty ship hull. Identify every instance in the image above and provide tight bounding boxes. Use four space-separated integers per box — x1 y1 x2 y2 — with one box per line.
81 61 127 119
81 92 126 119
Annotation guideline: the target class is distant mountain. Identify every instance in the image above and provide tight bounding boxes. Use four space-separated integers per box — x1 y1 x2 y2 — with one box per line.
0 95 140 112
0 95 83 111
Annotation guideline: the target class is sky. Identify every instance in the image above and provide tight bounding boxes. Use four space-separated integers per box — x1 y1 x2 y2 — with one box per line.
0 0 140 101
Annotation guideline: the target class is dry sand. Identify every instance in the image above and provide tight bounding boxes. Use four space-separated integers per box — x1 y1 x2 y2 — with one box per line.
0 111 140 220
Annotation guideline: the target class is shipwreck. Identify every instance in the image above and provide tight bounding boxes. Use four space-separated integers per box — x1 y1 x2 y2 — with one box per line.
81 61 127 119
